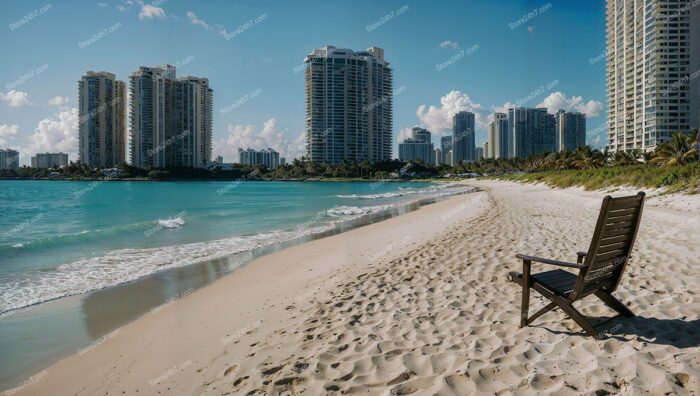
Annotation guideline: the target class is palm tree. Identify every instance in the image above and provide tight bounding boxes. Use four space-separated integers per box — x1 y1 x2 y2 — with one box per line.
573 146 604 170
650 132 698 166
688 129 699 152
551 150 573 170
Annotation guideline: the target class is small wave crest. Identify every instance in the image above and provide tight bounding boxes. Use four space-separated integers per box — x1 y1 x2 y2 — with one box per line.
0 223 336 319
158 217 186 229
337 185 447 200
326 204 394 217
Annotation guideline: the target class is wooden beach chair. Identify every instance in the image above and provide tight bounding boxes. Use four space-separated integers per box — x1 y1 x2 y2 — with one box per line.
508 192 645 337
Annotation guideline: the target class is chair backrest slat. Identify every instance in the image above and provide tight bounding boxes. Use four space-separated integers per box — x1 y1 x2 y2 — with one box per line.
569 192 645 300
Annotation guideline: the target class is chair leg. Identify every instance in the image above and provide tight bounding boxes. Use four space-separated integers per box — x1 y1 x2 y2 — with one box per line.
595 291 634 318
556 299 599 337
527 302 557 325
520 260 531 327
521 282 530 327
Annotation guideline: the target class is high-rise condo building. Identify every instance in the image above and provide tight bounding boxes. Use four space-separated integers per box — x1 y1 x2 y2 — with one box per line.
557 111 587 151
173 76 213 167
129 65 212 168
304 46 393 164
508 108 556 158
129 65 175 168
487 112 508 159
475 147 484 161
32 152 68 168
0 149 19 170
554 109 565 150
452 111 475 164
78 71 126 167
238 148 280 169
398 127 434 163
606 0 700 152
440 135 452 165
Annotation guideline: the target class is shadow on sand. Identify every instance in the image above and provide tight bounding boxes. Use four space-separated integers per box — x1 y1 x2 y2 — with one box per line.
540 316 700 348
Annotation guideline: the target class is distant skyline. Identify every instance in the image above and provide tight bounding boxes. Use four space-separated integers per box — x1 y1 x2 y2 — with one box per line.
0 0 607 165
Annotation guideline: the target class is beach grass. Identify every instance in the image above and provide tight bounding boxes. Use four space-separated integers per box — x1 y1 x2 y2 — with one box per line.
490 163 700 194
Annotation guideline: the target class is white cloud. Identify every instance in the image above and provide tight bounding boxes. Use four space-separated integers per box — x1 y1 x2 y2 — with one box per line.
186 11 235 38
574 99 604 117
48 96 69 106
438 40 459 49
397 127 413 143
284 130 307 160
537 91 603 117
492 101 518 115
527 26 535 33
117 0 133 12
25 108 79 158
98 2 108 7
215 118 302 161
186 11 214 31
0 90 33 107
138 2 166 20
415 90 487 135
0 124 20 146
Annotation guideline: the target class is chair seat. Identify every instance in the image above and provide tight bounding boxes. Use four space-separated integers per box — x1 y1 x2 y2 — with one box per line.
532 269 577 297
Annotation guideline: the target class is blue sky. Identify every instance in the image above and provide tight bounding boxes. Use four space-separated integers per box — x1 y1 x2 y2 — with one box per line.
0 0 607 165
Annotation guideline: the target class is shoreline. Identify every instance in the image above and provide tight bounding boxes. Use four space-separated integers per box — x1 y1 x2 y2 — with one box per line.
7 180 700 394
0 185 478 392
0 178 453 182
5 189 489 395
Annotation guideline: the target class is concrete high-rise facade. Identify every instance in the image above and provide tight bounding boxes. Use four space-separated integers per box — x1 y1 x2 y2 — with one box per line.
78 71 126 167
129 65 174 168
238 148 280 169
434 148 442 165
129 65 212 168
475 147 484 161
32 153 68 168
305 46 393 164
173 76 213 167
508 108 556 158
487 112 508 159
440 135 452 165
398 127 434 163
452 111 475 164
606 0 700 152
557 111 587 151
0 149 19 170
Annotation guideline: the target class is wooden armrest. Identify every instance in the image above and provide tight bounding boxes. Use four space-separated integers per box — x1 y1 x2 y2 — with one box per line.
516 254 585 269
577 252 587 257
577 251 587 264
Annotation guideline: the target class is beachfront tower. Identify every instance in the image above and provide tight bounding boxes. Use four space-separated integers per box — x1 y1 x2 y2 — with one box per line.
606 0 700 152
304 46 393 164
452 111 475 164
129 65 212 168
557 111 586 152
78 71 127 167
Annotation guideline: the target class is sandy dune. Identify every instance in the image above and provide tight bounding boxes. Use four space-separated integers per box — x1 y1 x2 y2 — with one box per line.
11 181 700 395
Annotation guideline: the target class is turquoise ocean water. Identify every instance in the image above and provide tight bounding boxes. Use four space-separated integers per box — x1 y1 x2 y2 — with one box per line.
0 180 458 318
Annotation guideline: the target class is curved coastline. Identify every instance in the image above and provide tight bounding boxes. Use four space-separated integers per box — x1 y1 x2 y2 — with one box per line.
0 184 478 392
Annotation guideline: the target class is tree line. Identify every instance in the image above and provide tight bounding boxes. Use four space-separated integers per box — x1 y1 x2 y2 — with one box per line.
2 131 697 180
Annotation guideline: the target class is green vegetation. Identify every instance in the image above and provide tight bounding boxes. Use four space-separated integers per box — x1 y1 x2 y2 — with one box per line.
487 131 699 193
495 163 700 193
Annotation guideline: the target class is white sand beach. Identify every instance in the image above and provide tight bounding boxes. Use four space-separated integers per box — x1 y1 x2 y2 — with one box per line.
10 180 700 395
